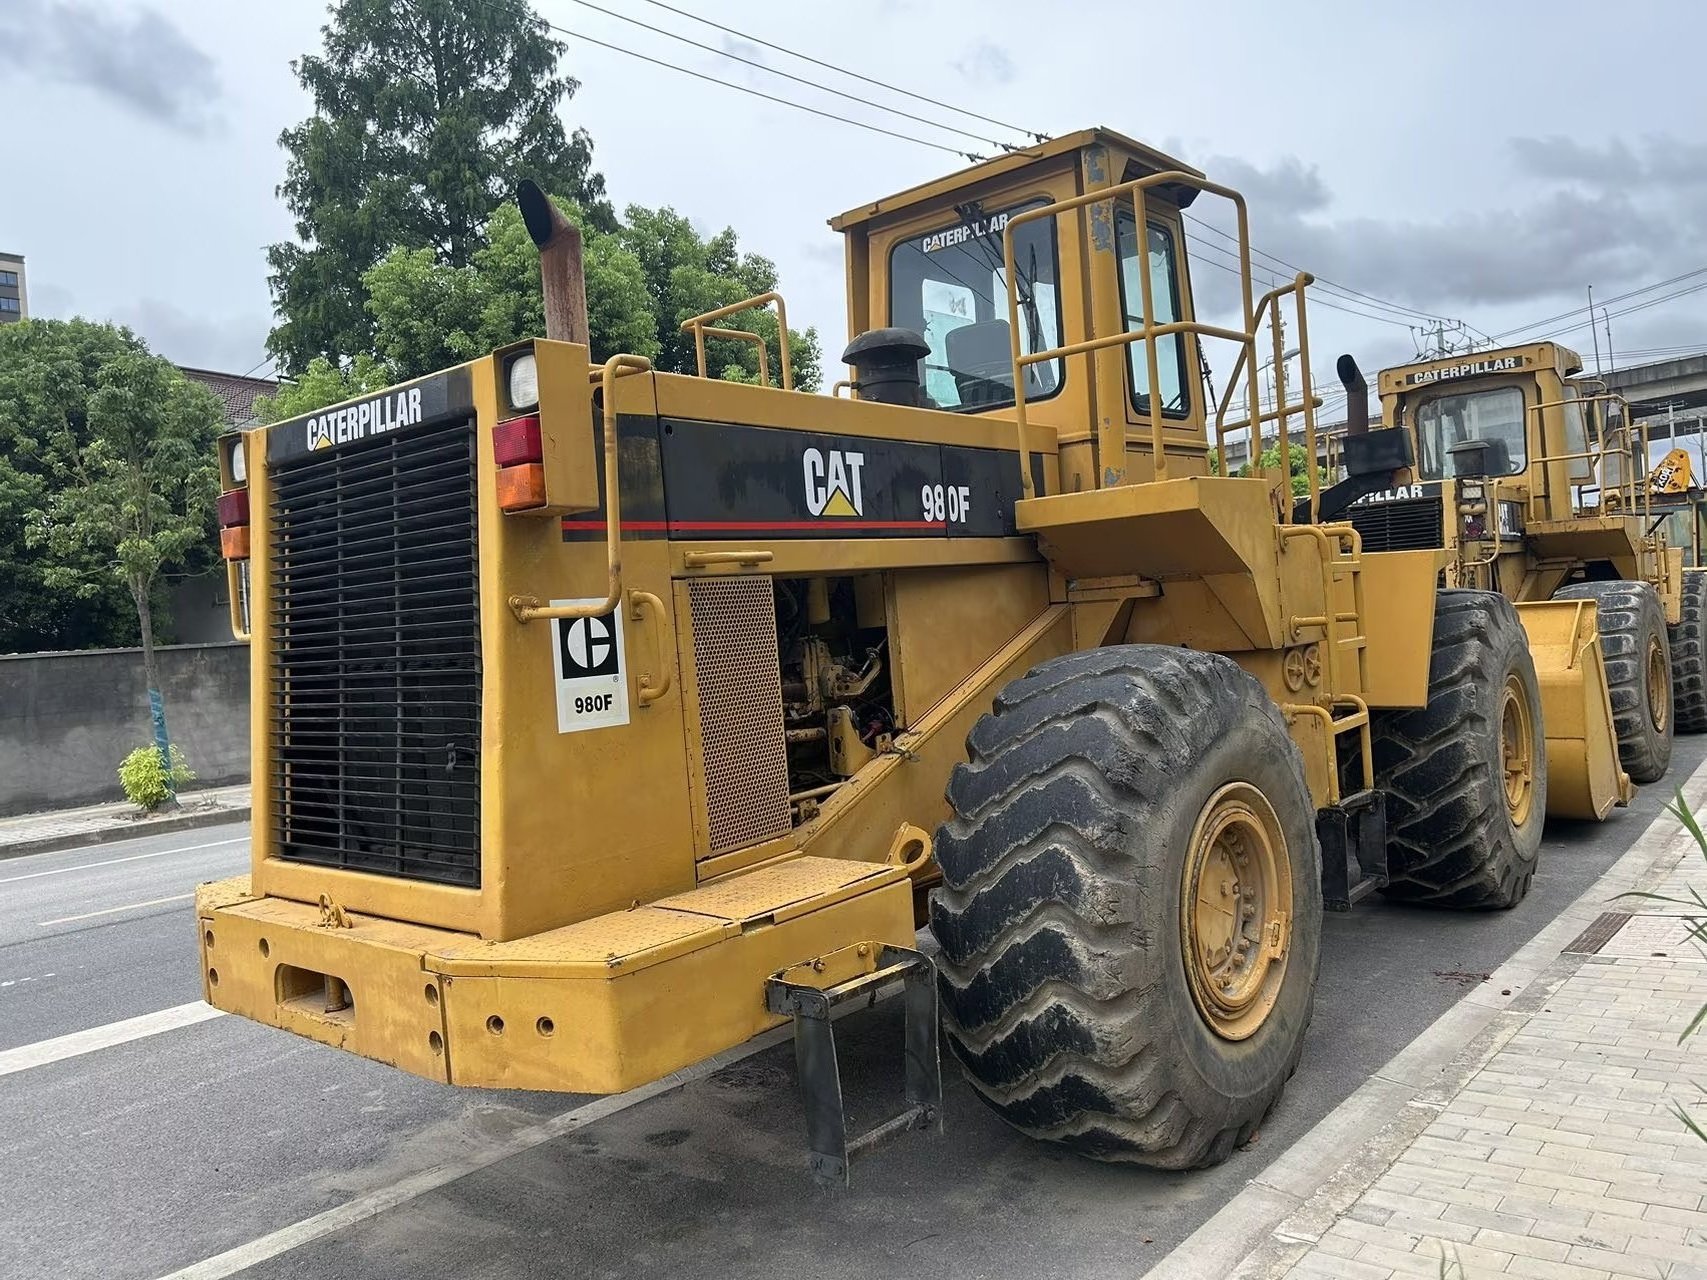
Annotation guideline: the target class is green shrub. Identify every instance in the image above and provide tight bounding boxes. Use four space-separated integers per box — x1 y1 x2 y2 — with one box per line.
117 745 195 811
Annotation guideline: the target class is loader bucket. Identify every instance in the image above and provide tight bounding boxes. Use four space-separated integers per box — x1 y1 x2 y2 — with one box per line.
1514 600 1634 820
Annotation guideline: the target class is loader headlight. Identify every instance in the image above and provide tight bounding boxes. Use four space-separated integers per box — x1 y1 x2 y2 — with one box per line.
507 352 539 413
225 433 247 486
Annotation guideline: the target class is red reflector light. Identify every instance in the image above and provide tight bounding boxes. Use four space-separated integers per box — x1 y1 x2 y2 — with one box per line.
216 488 250 527
497 463 547 512
220 525 251 561
493 415 543 467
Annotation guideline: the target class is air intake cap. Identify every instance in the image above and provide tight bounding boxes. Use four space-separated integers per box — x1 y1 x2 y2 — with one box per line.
841 328 932 407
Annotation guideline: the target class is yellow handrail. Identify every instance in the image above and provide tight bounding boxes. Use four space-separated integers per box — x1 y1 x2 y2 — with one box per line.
1213 272 1322 522
1002 172 1263 498
1527 391 1650 527
680 291 794 390
509 354 653 623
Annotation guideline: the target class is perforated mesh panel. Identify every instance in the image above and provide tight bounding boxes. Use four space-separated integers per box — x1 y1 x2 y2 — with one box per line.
688 577 791 855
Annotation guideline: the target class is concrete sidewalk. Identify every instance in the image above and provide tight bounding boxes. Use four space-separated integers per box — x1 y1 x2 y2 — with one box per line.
1156 768 1707 1280
0 784 250 859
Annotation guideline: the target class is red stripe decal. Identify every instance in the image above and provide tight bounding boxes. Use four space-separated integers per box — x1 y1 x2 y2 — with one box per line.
561 518 947 532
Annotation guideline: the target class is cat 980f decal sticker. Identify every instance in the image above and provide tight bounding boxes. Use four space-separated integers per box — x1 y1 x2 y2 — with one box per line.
552 601 629 734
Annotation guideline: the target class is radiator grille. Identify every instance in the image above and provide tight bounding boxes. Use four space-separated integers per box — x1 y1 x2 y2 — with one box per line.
688 577 791 855
1349 497 1444 553
268 417 482 887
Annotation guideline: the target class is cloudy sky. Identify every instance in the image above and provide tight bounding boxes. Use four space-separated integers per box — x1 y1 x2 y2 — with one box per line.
4 0 1704 401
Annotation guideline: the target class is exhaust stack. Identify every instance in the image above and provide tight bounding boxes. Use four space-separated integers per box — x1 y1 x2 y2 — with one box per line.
1337 354 1369 436
517 179 589 346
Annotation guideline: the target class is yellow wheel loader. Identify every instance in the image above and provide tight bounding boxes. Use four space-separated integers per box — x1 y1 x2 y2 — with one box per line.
200 129 1532 1182
1344 345 1692 830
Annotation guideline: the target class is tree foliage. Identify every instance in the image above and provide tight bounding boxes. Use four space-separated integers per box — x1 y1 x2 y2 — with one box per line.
1237 442 1330 498
267 0 614 374
0 320 218 653
260 199 824 423
25 342 223 652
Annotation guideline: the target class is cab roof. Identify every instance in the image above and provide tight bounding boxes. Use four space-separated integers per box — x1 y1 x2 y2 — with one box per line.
1377 341 1585 395
829 127 1204 231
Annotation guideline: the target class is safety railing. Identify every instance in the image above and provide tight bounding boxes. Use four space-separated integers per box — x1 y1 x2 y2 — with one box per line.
1003 172 1308 501
508 353 653 624
680 291 794 390
1213 273 1324 523
1527 392 1651 526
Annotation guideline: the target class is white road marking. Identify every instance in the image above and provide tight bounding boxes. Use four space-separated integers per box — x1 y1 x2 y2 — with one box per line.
38 893 195 927
0 1001 225 1078
155 986 896 1280
0 838 247 885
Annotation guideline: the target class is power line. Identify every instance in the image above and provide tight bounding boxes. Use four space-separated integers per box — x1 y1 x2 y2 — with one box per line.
1492 265 1707 341
1182 213 1472 330
632 0 1048 141
1528 278 1707 344
1188 239 1418 331
551 23 977 158
557 0 1011 150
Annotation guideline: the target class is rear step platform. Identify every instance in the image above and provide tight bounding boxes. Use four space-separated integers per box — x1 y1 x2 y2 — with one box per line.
766 943 942 1187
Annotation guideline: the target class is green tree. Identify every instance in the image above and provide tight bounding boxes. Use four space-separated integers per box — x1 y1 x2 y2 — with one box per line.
360 200 658 381
0 319 201 653
253 353 390 424
1239 441 1330 498
617 205 821 389
24 338 223 787
267 0 613 375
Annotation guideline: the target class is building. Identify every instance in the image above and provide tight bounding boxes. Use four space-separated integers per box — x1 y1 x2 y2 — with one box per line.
0 252 26 323
178 365 277 428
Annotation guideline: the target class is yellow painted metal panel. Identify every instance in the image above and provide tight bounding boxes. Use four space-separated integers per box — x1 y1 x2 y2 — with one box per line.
1358 550 1443 709
654 856 903 924
196 881 459 1083
440 880 914 1093
888 564 1051 725
1515 600 1632 820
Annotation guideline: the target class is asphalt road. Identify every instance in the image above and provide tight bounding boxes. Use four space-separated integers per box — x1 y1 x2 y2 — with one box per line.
2 737 1701 1280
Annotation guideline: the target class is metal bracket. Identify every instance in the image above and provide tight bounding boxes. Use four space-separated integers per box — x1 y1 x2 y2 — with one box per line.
764 944 942 1187
1318 789 1389 911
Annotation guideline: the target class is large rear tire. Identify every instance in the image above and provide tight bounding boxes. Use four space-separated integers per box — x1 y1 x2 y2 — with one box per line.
1371 591 1545 910
1669 570 1707 734
929 645 1322 1169
1552 581 1673 783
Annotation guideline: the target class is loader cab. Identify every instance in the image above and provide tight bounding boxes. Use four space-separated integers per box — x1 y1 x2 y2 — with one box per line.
1376 342 1601 525
831 128 1213 490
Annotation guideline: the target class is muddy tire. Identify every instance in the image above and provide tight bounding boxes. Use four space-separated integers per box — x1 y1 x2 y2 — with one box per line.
929 645 1321 1170
1669 570 1707 735
1553 581 1673 783
1371 591 1545 910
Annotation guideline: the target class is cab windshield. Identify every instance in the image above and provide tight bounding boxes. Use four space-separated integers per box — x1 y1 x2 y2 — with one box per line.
888 201 1063 412
1416 386 1527 479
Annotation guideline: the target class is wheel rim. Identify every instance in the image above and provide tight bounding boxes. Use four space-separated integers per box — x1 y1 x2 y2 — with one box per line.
1647 636 1669 733
1179 782 1293 1042
1499 675 1536 827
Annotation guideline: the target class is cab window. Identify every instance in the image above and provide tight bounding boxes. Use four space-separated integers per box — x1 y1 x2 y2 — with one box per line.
1416 386 1526 479
1559 386 1594 483
1115 212 1189 417
888 201 1063 412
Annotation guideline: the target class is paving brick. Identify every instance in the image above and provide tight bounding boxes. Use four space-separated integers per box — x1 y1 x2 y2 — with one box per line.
1505 1256 1614 1280
1438 1202 1535 1235
1350 1242 1454 1277
1288 1250 1394 1279
1565 1243 1669 1277
1471 1224 1570 1260
1517 1167 1615 1196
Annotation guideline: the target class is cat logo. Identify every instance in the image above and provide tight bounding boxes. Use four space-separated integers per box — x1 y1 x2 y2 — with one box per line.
802 447 866 517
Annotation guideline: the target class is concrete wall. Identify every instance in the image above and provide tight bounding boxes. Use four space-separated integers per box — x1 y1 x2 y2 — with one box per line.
0 642 249 815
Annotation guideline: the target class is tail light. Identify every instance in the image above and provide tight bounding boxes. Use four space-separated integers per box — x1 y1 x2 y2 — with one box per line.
493 413 546 512
217 438 251 561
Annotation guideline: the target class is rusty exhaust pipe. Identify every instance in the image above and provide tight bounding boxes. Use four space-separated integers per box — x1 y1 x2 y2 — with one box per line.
1337 354 1369 436
517 179 589 345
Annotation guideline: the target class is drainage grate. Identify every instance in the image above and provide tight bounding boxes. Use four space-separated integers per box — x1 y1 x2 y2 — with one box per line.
268 415 482 887
1562 911 1633 955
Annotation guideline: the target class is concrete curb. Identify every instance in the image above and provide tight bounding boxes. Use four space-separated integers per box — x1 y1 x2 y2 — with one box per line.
1148 761 1707 1280
0 805 251 861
